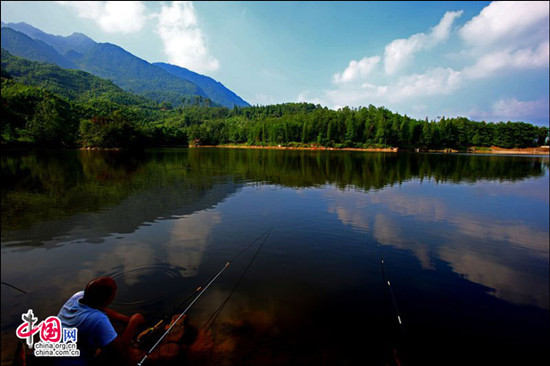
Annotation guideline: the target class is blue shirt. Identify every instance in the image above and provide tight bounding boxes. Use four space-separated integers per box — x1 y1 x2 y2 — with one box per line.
55 291 118 365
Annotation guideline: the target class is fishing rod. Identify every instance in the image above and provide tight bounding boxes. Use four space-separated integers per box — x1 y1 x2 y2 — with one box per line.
137 228 272 366
137 261 229 366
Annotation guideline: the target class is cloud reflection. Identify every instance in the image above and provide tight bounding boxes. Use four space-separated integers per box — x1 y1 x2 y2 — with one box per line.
325 181 549 309
438 245 549 309
166 210 222 277
84 242 156 285
373 214 434 270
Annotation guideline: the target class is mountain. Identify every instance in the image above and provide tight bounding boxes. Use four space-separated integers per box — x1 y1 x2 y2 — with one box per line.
1 24 206 106
1 49 152 106
1 22 249 108
68 42 207 104
0 27 77 69
155 62 249 108
2 21 96 55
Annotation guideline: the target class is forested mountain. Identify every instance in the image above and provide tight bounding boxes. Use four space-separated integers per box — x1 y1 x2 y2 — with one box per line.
1 22 250 108
155 62 249 108
2 21 96 55
1 49 163 147
1 50 152 106
68 42 207 105
0 27 77 69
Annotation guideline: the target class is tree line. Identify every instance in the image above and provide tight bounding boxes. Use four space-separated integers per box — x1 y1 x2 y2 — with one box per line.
178 104 548 149
1 50 548 149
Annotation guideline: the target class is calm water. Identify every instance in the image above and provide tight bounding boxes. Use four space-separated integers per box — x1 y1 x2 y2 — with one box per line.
1 148 549 365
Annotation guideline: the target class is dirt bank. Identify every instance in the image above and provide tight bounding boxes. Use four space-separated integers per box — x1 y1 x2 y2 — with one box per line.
190 144 549 155
191 144 399 152
471 146 549 155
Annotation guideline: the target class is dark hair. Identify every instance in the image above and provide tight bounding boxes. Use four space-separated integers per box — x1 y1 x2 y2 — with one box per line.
82 277 117 308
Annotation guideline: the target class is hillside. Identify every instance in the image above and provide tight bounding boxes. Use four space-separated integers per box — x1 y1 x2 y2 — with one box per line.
1 49 152 106
68 42 207 104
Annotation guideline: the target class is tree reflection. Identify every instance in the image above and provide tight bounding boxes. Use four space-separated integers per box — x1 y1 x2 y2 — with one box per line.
2 149 547 233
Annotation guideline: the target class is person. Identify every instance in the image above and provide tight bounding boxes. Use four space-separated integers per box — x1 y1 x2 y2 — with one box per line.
54 276 145 365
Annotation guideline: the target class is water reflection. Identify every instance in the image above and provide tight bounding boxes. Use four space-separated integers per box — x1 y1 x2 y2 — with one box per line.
166 210 222 278
2 149 547 239
1 148 548 365
2 150 239 247
0 209 224 364
325 179 549 309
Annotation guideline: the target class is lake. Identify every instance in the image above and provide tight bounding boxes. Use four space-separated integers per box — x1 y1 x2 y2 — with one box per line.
1 148 548 365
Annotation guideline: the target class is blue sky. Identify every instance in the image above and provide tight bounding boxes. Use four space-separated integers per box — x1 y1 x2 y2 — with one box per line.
1 1 548 126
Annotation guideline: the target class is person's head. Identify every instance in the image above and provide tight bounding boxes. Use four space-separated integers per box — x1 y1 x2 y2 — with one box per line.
82 276 117 309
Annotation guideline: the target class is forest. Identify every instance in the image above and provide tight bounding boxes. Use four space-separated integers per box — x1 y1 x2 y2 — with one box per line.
2 50 548 150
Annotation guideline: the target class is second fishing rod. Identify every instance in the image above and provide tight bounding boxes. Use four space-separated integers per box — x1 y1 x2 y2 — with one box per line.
137 228 272 366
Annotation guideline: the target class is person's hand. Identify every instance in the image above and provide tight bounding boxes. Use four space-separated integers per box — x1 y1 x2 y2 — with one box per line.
130 313 146 327
119 313 147 347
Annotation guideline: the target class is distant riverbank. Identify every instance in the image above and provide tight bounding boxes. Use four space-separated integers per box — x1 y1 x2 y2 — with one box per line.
190 144 550 155
473 146 549 155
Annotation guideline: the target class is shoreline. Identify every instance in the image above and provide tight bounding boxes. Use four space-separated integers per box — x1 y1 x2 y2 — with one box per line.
190 144 550 155
195 145 399 152
3 145 547 155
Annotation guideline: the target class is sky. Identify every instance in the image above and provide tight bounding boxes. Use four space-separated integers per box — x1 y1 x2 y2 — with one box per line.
1 1 549 126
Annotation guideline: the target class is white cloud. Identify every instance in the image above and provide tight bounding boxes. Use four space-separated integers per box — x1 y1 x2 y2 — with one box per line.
332 56 380 84
430 10 464 42
390 67 462 101
384 36 423 76
331 10 462 85
57 1 147 34
296 91 324 106
463 41 549 79
459 2 549 79
323 66 461 109
155 1 219 73
253 93 278 106
321 3 549 123
384 10 463 75
324 83 387 108
486 97 549 121
459 1 549 49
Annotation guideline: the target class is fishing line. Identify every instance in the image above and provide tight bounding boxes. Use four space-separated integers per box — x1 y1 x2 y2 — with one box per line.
1 281 27 294
201 228 272 331
377 242 407 365
170 227 273 313
377 243 405 335
137 228 272 366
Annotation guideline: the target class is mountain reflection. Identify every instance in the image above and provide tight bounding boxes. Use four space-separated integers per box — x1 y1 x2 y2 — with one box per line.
1 149 239 247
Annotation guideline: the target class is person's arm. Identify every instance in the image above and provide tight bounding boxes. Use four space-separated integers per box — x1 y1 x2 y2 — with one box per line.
104 313 146 350
119 313 145 346
104 308 130 324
